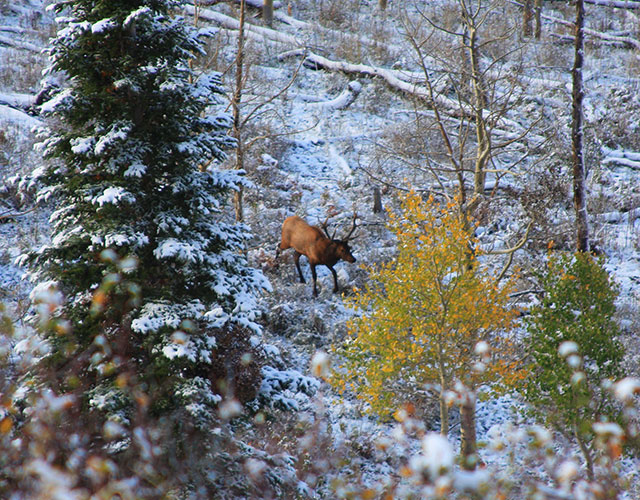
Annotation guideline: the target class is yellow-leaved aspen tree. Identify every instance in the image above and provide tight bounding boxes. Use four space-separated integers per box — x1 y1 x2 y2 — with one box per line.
333 192 523 469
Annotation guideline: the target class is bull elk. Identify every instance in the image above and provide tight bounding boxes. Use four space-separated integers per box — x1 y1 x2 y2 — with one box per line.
276 213 358 297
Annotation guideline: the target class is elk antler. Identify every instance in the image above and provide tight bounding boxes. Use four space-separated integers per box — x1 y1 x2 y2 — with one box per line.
321 216 338 240
342 212 358 241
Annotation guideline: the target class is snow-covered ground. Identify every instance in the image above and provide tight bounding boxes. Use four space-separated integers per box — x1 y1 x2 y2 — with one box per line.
2 0 640 497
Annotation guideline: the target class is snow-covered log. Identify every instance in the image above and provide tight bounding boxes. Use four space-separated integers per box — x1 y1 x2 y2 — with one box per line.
0 25 26 34
307 81 362 110
550 29 640 50
0 91 36 110
597 211 630 224
511 0 640 50
0 33 41 52
185 4 303 45
603 157 640 170
584 0 640 8
300 52 532 135
0 104 42 127
602 148 640 170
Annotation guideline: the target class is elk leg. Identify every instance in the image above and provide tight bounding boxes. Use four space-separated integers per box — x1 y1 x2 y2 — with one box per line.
329 266 339 293
293 252 306 283
310 264 319 297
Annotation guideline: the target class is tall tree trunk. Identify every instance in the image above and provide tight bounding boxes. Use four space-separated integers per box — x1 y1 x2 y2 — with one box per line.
534 0 543 39
378 0 387 10
459 389 478 470
263 0 273 27
466 20 490 215
572 0 589 252
523 0 533 37
372 186 383 213
439 390 449 437
438 347 450 437
232 0 246 222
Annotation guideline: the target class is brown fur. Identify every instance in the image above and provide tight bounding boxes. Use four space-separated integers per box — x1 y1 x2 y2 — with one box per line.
277 216 356 297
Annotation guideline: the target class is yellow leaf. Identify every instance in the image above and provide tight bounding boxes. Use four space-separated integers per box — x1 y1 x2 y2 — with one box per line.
0 417 12 434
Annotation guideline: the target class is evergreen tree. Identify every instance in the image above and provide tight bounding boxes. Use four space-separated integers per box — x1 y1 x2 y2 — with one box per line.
28 0 269 430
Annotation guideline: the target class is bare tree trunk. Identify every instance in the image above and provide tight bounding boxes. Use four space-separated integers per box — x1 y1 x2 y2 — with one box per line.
534 0 543 39
438 347 450 437
459 389 478 470
372 186 383 213
263 0 273 27
188 0 200 85
523 0 533 37
463 8 490 216
378 0 387 10
232 0 246 222
576 425 595 481
439 390 449 437
572 0 589 252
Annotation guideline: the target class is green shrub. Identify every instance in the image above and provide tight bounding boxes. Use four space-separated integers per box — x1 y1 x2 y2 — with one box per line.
522 251 625 478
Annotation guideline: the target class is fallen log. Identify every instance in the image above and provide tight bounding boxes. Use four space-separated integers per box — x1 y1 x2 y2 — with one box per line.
584 0 640 8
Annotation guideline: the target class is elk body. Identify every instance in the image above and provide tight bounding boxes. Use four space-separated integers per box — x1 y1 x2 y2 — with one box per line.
277 215 357 297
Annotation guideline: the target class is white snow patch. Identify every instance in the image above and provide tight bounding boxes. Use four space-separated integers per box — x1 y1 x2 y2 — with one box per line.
91 18 117 34
613 377 640 401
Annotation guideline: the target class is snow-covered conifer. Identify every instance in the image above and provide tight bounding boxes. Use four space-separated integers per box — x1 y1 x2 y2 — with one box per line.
28 0 269 428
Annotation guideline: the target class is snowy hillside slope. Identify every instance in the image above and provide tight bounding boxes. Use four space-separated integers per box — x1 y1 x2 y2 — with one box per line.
1 0 640 497
186 1 640 495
